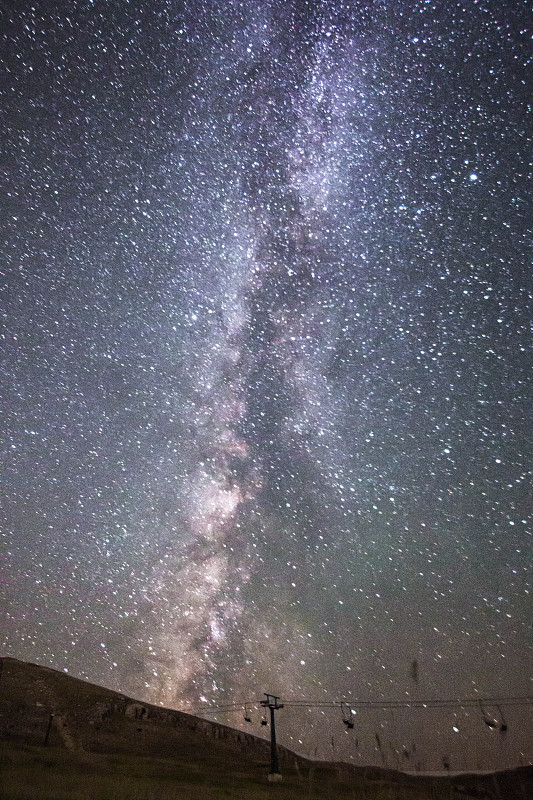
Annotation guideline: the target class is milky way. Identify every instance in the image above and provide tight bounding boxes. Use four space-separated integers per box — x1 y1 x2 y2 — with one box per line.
2 0 532 771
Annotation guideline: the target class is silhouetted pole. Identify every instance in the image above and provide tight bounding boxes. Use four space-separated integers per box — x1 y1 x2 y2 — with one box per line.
269 703 279 773
261 693 283 780
44 713 54 746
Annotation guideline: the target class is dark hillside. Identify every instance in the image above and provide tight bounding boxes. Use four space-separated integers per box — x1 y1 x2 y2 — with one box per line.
0 658 531 799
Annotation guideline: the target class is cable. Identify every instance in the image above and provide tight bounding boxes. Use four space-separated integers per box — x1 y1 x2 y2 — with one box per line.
190 694 533 715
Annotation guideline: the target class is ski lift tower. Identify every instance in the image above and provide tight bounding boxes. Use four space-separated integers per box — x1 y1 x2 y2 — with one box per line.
260 693 284 782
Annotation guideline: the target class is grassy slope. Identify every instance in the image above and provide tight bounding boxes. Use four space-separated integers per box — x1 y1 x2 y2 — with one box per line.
0 740 456 800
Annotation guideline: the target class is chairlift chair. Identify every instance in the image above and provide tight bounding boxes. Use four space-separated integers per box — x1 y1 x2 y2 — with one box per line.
341 701 354 729
479 701 508 733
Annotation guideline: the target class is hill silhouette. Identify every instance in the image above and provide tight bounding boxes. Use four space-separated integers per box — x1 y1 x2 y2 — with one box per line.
0 657 531 799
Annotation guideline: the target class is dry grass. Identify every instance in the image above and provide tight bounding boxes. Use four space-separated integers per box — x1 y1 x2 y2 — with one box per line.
0 740 455 800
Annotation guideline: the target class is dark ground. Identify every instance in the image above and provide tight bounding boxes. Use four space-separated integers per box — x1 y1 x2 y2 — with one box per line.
0 658 531 799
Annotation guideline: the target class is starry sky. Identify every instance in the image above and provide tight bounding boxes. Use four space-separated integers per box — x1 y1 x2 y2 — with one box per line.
2 0 532 772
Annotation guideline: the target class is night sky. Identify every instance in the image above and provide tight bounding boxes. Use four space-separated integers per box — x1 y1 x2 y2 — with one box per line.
2 0 532 772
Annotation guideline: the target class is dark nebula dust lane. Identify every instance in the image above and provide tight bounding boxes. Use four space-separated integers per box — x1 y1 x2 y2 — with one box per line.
2 0 532 771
